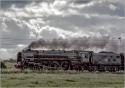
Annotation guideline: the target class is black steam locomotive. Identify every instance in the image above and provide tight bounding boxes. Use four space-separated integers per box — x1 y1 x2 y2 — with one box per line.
15 49 124 72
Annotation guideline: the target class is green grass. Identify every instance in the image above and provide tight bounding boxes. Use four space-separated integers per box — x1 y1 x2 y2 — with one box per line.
1 62 125 88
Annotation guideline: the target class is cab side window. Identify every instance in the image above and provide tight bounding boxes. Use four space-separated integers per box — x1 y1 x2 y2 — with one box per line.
116 56 120 58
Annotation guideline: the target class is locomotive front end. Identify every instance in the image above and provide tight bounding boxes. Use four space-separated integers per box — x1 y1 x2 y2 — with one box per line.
15 52 23 69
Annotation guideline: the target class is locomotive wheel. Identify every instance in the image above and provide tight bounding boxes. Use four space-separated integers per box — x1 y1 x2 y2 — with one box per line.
107 66 110 72
28 62 34 70
33 65 38 70
98 66 105 72
81 66 85 71
41 61 51 70
88 66 95 72
61 61 70 70
111 66 116 72
108 66 116 72
72 64 80 71
49 62 60 70
32 63 38 70
116 67 120 72
42 65 48 70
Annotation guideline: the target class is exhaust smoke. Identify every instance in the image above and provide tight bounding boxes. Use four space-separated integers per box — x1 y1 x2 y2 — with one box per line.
27 36 120 52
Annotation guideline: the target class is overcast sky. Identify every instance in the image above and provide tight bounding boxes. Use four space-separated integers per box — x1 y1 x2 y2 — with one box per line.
0 0 125 59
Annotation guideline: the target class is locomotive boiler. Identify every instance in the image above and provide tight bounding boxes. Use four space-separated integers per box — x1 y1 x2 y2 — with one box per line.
15 49 124 72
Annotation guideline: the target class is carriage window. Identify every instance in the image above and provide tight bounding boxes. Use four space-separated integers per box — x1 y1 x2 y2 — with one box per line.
113 59 116 62
108 59 111 62
110 56 113 58
116 56 120 58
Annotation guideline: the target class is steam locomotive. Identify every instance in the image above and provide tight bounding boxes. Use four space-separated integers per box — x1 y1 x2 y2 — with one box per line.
15 49 124 72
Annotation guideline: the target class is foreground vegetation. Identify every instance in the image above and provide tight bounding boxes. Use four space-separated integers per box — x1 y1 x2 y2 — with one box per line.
1 61 125 88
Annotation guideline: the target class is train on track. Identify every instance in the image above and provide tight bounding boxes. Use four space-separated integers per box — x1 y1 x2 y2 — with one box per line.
15 49 124 72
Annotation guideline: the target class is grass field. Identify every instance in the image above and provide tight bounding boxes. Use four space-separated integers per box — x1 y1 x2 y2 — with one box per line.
1 62 125 88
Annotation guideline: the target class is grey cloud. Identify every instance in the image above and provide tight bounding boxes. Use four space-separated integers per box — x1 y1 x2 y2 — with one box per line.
0 18 33 49
46 15 125 37
72 1 124 17
1 0 32 9
40 29 59 40
0 0 91 9
73 0 92 4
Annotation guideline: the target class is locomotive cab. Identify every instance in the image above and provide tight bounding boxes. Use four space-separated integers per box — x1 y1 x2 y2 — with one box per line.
79 51 93 63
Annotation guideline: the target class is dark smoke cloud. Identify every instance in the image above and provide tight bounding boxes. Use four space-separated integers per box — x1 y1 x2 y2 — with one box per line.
28 36 119 52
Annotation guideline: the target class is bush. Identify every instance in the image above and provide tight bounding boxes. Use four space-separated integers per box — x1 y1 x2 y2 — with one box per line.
1 61 7 69
3 59 16 63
